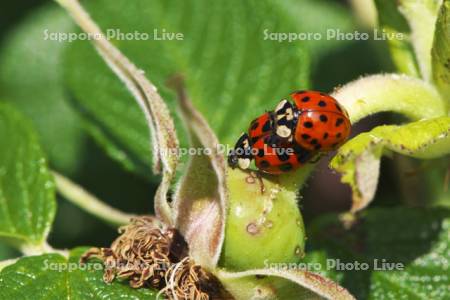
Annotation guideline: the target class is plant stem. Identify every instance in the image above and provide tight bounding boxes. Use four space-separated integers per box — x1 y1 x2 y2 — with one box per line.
0 258 19 271
52 171 135 226
19 241 69 257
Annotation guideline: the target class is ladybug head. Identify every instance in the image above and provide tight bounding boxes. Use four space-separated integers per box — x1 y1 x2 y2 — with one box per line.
227 150 239 169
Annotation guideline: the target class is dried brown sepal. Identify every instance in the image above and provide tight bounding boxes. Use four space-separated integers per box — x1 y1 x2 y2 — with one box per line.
80 217 188 290
162 257 234 300
81 217 232 299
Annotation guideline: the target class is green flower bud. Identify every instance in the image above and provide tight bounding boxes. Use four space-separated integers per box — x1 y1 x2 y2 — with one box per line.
220 168 310 270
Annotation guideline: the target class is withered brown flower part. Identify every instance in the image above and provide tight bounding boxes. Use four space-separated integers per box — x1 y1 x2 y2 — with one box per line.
80 216 233 299
81 217 187 289
162 257 233 300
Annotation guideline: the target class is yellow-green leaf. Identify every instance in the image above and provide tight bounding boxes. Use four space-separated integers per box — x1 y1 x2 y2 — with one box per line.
374 0 420 76
398 0 443 80
331 117 450 213
432 0 450 99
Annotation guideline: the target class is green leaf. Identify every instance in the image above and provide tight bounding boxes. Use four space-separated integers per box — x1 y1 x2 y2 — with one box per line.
0 104 56 250
373 0 420 76
331 117 450 213
0 3 86 176
63 0 310 176
275 0 354 58
0 248 157 299
397 0 443 81
309 207 450 299
432 0 450 99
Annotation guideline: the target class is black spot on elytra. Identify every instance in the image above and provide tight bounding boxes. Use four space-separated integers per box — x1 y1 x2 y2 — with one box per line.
279 163 293 171
301 134 310 140
304 121 313 128
277 151 290 162
319 115 328 122
259 160 270 169
262 120 271 132
257 149 265 157
335 118 344 126
323 132 329 139
251 136 259 145
250 121 259 131
336 132 342 138
310 139 318 145
301 96 310 102
318 100 326 107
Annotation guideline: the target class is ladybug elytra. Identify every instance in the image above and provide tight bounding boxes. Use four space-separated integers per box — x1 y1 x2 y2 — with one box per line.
228 91 351 174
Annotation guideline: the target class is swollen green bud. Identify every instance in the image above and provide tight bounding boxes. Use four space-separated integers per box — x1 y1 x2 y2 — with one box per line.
220 167 310 270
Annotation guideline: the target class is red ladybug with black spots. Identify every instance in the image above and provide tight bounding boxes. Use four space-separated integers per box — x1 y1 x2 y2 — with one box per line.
227 90 351 174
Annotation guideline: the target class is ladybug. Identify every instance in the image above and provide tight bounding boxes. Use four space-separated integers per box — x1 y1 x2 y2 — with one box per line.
273 90 351 152
252 135 313 174
227 129 314 175
228 90 351 174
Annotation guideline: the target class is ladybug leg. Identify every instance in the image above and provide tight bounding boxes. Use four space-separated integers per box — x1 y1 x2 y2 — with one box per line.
228 132 253 170
250 171 266 194
273 99 296 141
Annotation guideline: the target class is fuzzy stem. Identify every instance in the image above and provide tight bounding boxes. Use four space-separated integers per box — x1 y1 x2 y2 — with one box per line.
0 244 69 271
52 172 135 226
54 0 179 225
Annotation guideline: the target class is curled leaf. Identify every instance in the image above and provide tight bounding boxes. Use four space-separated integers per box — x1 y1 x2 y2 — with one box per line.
331 117 450 213
217 267 355 300
332 73 446 124
55 0 179 224
432 0 450 99
170 77 227 269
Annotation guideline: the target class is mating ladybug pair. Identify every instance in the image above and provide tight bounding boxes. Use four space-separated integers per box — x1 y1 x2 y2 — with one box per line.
228 91 351 174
